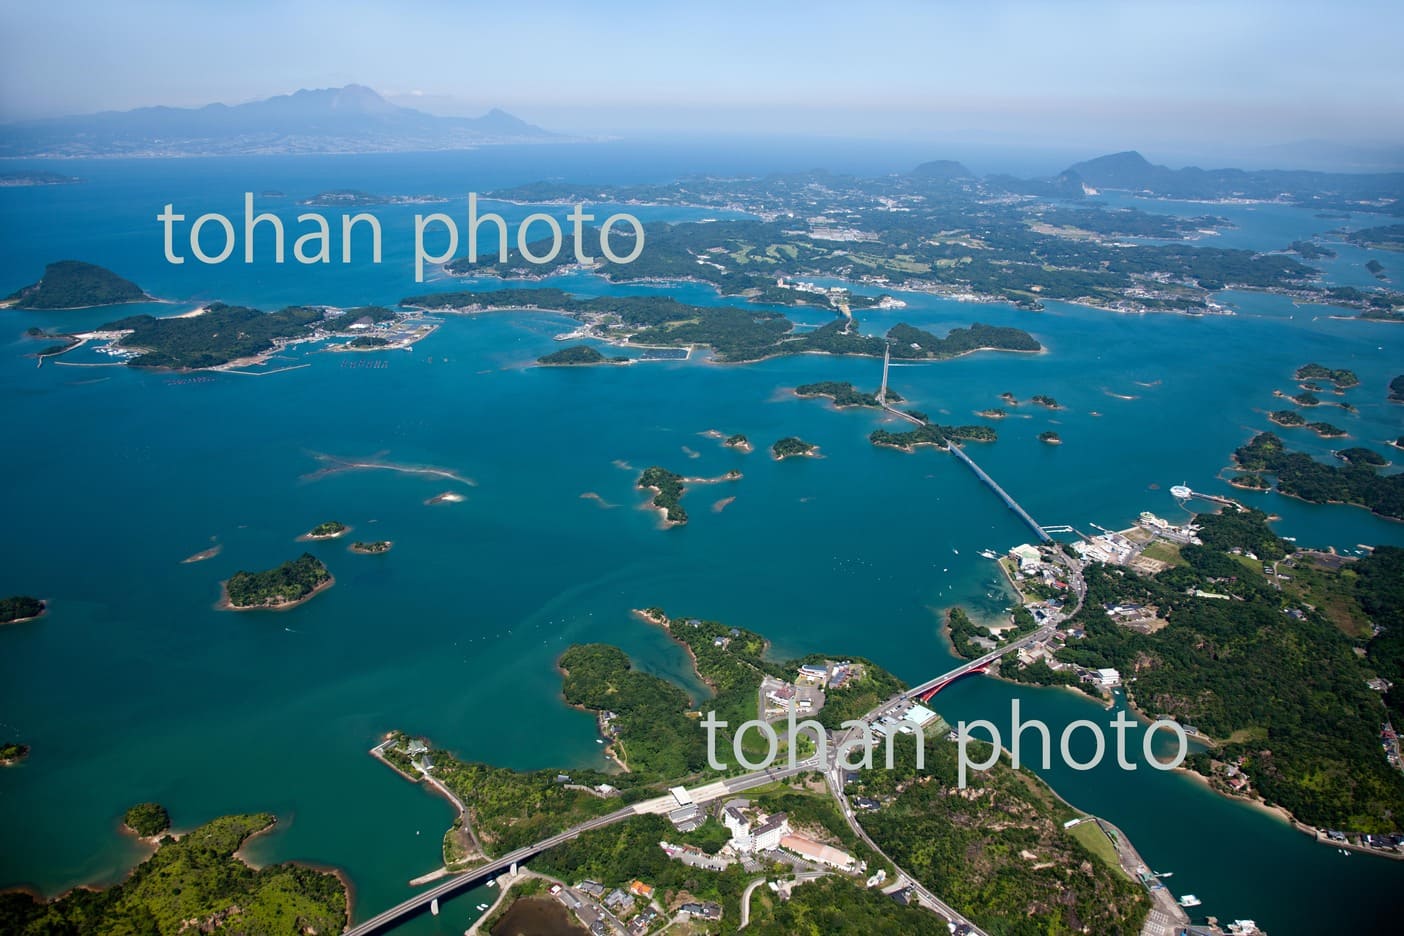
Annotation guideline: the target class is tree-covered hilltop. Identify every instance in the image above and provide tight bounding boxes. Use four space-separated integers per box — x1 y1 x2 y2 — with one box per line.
885 321 1041 357
870 421 996 451
558 643 706 780
1360 548 1404 725
1334 448 1388 468
104 302 326 369
4 260 148 309
772 436 818 459
1269 409 1306 427
857 733 1149 935
1295 363 1359 388
1052 511 1404 831
123 802 171 837
224 553 332 609
1233 432 1404 519
637 466 688 525
537 344 628 365
794 381 901 407
0 813 347 935
0 596 44 624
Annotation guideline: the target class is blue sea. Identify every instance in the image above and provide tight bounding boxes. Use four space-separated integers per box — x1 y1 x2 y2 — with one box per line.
1 144 1402 935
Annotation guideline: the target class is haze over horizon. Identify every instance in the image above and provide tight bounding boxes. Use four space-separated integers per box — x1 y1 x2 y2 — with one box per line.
1 0 1402 170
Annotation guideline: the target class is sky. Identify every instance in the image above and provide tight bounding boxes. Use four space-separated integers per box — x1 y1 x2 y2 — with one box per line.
2 0 1402 159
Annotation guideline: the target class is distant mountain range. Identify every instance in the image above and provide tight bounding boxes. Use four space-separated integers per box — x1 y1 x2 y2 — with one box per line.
0 85 558 157
1062 150 1403 203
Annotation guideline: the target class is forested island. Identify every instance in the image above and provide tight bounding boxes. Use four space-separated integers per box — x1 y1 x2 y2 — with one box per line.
222 553 333 610
1039 430 1062 445
771 436 818 459
0 742 29 765
350 540 392 554
401 287 1040 364
1233 432 1404 519
3 260 148 310
1030 394 1062 409
870 422 996 452
1295 363 1359 389
0 595 45 624
1336 447 1388 468
123 802 171 837
794 381 900 408
0 813 348 933
724 433 751 451
537 344 629 366
637 466 688 526
301 520 349 540
1390 375 1404 402
997 510 1404 833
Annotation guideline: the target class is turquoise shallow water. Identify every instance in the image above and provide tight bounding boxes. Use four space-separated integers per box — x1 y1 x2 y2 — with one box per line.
1 150 1402 934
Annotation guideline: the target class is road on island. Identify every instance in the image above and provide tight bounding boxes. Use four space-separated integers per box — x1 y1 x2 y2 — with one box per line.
347 550 1085 935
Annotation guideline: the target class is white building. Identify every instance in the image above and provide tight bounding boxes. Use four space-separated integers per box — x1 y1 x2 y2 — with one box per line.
1096 668 1121 687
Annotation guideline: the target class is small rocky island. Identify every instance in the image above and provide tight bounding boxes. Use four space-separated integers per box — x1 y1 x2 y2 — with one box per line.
772 436 819 460
123 802 172 838
638 466 688 526
221 554 333 611
350 540 393 554
1039 430 1062 445
724 433 753 452
0 741 30 765
3 260 149 310
300 520 349 541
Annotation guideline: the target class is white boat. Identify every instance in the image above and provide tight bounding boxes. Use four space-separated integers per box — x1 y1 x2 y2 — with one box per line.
1178 894 1202 908
1154 871 1173 878
979 549 998 560
952 548 959 555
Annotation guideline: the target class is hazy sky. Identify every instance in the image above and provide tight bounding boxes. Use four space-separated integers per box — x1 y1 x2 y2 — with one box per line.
2 0 1401 152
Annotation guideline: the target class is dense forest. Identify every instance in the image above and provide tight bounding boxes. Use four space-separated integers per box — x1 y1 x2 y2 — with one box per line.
858 734 1149 935
1233 432 1404 519
123 802 171 837
224 553 331 609
538 344 627 365
558 643 706 780
638 466 688 524
772 436 817 459
400 287 1040 364
104 302 326 369
0 814 347 935
1051 512 1404 830
5 260 147 309
795 381 897 408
